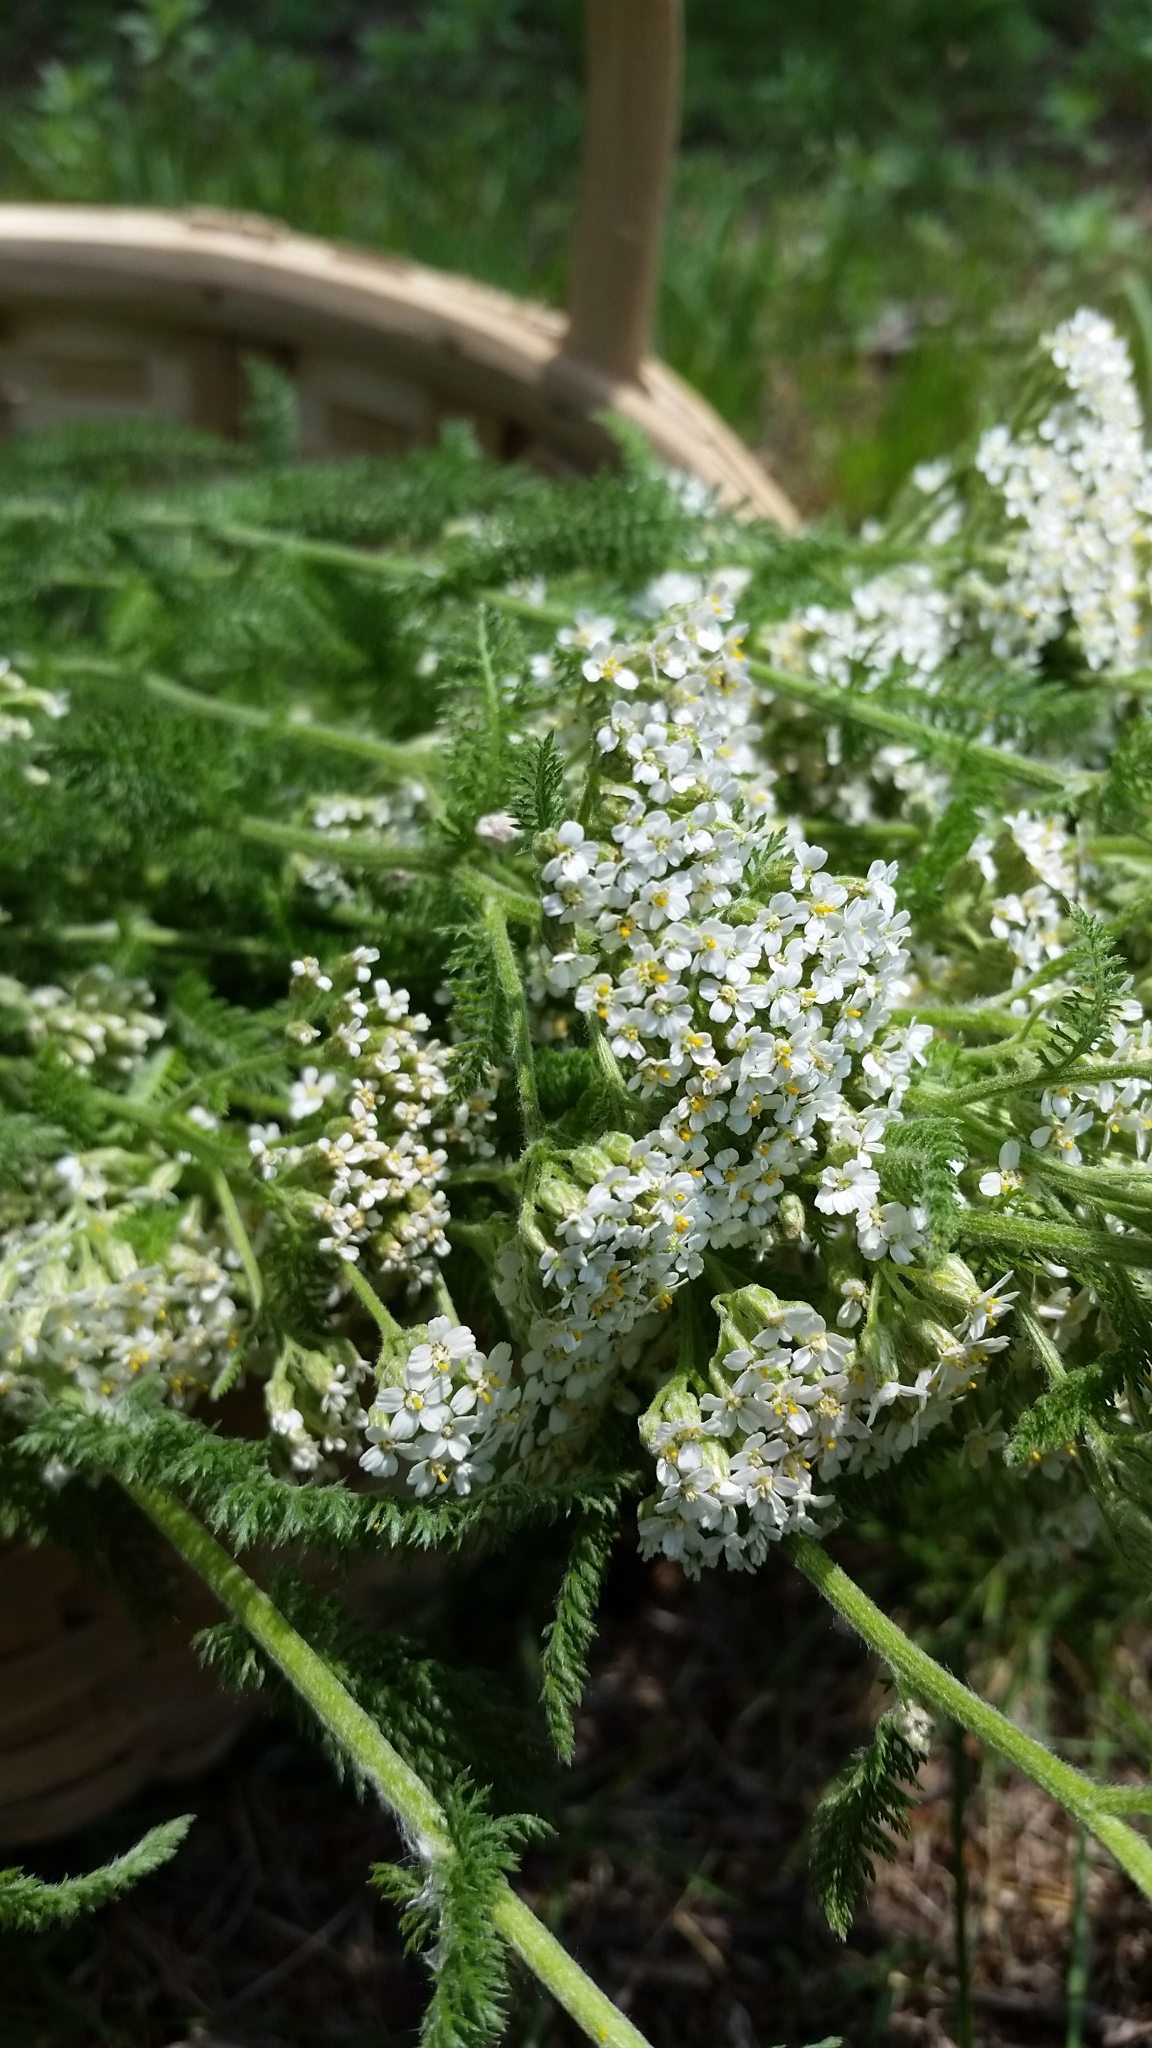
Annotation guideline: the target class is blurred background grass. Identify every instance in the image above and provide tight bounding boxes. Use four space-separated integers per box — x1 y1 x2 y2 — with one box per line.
4 0 1152 518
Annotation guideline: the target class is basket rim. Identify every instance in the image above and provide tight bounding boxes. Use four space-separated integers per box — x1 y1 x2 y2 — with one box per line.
0 202 797 528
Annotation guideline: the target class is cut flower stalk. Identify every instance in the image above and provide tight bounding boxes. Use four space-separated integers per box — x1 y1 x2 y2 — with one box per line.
787 1536 1152 1898
127 1478 654 2048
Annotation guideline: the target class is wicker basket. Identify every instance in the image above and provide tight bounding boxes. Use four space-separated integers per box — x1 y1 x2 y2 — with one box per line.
0 203 795 527
0 0 797 1853
0 1541 245 1851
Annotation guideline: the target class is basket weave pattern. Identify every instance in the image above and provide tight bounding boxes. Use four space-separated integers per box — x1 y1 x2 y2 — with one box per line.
0 1541 246 1849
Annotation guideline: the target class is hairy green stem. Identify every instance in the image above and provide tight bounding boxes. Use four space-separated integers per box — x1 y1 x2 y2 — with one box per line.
804 816 923 847
9 910 281 960
125 1481 651 2048
588 1017 638 1126
926 1055 1152 1109
477 890 543 1145
136 511 425 585
888 1004 1020 1038
91 1087 234 1172
749 657 1090 796
785 1535 1152 1898
240 817 441 870
143 670 440 778
344 1260 403 1341
211 1168 263 1314
241 827 536 924
955 1209 1152 1269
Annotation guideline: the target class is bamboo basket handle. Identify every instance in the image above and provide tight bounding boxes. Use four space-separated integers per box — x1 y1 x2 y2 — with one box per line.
563 0 683 382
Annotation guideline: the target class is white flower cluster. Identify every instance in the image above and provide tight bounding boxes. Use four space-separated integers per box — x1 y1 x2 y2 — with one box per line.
968 808 1080 989
263 1334 372 1476
761 311 1152 831
254 951 493 1295
770 312 1152 694
0 656 68 767
294 786 425 909
766 567 961 696
361 1315 516 1498
976 310 1152 673
485 579 944 1488
638 1271 1016 1574
0 1207 240 1420
963 809 1152 1176
0 965 164 1076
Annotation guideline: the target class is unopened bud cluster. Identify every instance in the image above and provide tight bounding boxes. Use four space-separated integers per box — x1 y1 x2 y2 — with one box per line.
252 949 494 1298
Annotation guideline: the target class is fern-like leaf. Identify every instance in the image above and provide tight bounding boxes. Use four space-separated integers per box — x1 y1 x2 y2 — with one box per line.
509 731 566 835
898 794 981 915
810 1708 923 1939
444 919 501 1103
0 1817 192 1932
1039 908 1130 1079
374 1779 549 2048
168 970 280 1068
540 1508 616 1761
880 1117 965 1253
13 1402 632 1566
196 1566 541 1809
1007 1359 1123 1465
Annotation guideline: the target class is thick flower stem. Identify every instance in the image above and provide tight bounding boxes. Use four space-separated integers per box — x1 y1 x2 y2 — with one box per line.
344 1260 404 1343
210 1168 264 1314
126 1480 653 2048
785 1534 1152 1899
142 670 442 779
747 657 1088 797
955 1210 1152 1269
478 890 544 1146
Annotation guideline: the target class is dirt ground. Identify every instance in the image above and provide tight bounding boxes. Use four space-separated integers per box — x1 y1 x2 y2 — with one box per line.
4 1536 1152 2048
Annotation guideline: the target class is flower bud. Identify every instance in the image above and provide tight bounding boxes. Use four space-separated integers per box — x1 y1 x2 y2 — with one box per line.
908 1317 957 1365
639 1370 701 1451
908 1256 980 1318
570 1132 634 1183
711 1284 783 1352
857 1313 900 1386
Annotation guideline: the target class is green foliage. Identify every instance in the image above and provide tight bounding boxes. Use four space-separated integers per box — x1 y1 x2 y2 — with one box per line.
510 732 567 836
1040 909 1131 1079
1007 1361 1123 1463
167 970 279 1067
444 920 503 1104
540 1507 616 1762
0 1108 68 1186
898 795 981 915
879 1118 964 1253
1100 711 1152 831
2 348 1152 2039
1 0 1151 522
0 1816 192 1931
374 1782 549 2048
21 1050 107 1150
14 1402 633 1565
109 1201 184 1265
242 354 299 468
198 1567 539 1809
809 1708 923 1939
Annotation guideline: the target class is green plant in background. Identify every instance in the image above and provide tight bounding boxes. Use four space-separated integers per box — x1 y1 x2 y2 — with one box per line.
6 0 1152 514
5 309 1152 2036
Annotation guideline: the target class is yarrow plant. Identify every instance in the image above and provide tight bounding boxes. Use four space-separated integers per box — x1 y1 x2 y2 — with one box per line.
7 339 1152 2038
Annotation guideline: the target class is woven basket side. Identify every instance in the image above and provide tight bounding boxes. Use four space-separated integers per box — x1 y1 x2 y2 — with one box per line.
0 1542 248 1850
